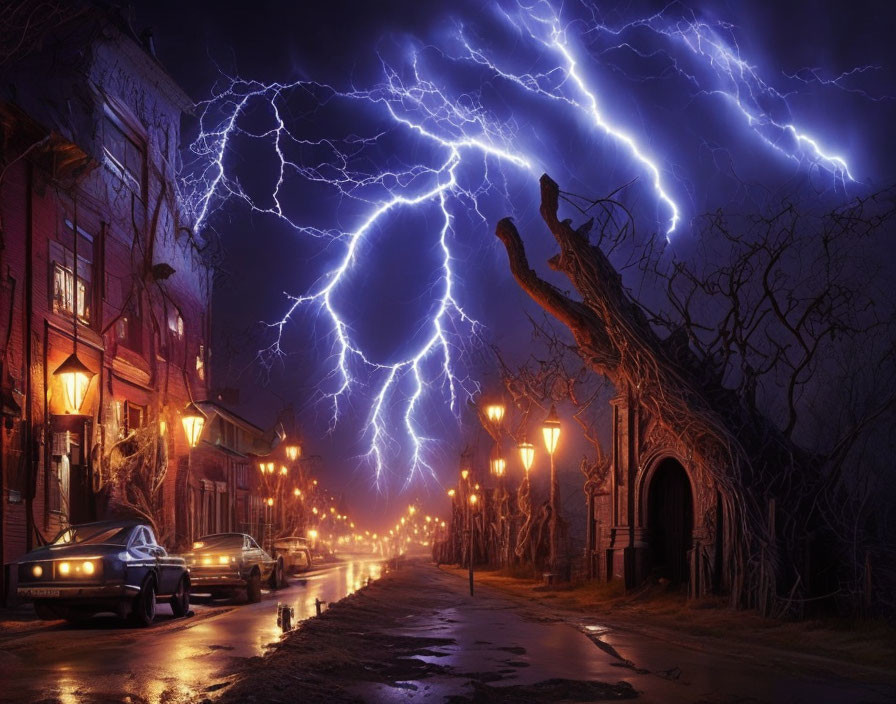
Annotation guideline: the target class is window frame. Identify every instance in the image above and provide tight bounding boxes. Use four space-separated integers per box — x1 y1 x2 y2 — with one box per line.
102 102 147 200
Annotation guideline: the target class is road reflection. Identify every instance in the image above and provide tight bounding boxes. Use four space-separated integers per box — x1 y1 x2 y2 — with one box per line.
0 554 384 703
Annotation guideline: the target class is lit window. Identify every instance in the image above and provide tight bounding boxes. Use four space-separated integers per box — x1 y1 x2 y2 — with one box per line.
50 235 92 325
169 311 184 338
196 345 206 381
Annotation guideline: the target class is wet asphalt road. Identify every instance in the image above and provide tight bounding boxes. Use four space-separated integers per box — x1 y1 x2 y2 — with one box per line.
0 554 384 703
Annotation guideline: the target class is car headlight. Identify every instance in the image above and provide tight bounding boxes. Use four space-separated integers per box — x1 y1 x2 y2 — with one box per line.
58 561 71 576
32 564 43 578
218 555 229 565
82 560 95 575
202 556 212 566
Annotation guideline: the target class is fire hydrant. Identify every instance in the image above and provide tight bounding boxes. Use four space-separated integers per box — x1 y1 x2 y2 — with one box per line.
276 602 294 633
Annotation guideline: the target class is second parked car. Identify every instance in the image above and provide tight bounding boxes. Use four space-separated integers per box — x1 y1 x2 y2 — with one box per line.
272 536 314 574
182 533 285 603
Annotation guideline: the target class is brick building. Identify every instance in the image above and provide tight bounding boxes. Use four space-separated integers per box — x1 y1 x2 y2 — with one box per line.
0 2 277 601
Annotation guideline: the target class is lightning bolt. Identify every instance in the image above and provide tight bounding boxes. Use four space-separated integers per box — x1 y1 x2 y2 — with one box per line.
184 0 864 488
569 1 858 182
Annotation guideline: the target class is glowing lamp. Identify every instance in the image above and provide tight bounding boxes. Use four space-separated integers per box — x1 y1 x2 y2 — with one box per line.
408 505 416 515
266 497 274 507
542 404 561 455
519 441 535 472
293 487 301 497
285 444 301 461
485 403 506 425
181 402 206 448
54 352 94 412
309 529 318 539
280 465 288 476
447 489 456 497
490 457 506 477
469 494 478 506
460 469 470 481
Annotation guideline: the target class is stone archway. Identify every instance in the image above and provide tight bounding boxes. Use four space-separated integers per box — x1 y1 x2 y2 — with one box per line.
646 457 693 585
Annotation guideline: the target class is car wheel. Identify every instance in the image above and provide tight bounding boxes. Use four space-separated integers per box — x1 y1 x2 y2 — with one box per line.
170 575 190 618
246 571 262 603
269 558 286 589
131 576 157 627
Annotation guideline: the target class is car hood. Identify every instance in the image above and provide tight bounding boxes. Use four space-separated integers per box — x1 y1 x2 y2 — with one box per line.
19 543 121 562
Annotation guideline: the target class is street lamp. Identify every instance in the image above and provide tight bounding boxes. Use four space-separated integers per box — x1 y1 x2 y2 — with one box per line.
180 402 206 544
490 457 506 477
460 469 469 481
181 402 206 448
285 443 301 461
485 403 505 425
542 404 562 579
518 441 535 473
54 352 95 413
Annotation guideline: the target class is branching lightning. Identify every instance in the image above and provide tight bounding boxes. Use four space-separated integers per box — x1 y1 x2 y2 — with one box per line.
184 0 866 488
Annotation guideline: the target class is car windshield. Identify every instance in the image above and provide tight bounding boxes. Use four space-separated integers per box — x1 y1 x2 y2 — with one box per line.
193 535 242 551
51 524 132 546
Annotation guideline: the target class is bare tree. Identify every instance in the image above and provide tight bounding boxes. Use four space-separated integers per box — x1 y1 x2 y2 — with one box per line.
496 174 896 614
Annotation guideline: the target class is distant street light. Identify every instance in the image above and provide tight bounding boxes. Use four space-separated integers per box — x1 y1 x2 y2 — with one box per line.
542 404 562 579
485 403 506 426
467 492 479 596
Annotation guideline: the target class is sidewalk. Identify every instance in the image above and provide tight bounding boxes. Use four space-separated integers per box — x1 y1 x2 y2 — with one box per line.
210 560 896 704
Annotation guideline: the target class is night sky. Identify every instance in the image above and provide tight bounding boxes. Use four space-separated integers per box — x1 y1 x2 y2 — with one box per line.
132 0 896 528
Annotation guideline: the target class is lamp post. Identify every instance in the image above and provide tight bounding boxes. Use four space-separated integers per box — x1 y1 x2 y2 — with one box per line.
542 404 562 579
468 492 478 596
265 496 275 554
181 402 206 545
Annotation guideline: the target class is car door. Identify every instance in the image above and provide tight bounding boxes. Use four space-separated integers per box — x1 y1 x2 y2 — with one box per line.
127 527 154 589
144 527 178 594
247 536 273 579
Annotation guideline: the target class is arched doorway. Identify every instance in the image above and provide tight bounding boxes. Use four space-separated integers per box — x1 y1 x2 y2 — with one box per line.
647 458 693 585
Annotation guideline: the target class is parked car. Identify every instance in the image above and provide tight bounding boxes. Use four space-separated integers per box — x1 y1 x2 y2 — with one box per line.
181 533 285 603
272 536 314 574
16 519 190 626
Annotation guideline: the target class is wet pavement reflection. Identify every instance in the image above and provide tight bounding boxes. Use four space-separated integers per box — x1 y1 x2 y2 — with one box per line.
0 554 384 703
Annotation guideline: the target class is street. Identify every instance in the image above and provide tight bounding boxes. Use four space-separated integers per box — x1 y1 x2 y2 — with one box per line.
0 555 384 703
214 561 896 704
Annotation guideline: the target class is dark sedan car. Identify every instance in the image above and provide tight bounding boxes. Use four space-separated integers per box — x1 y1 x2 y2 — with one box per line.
181 533 285 603
16 519 190 626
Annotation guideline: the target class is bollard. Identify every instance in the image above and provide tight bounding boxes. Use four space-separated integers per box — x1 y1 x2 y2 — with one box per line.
315 597 327 615
281 604 294 633
276 601 283 628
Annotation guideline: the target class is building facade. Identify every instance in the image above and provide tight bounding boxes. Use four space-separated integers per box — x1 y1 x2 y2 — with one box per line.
0 4 234 601
585 390 723 598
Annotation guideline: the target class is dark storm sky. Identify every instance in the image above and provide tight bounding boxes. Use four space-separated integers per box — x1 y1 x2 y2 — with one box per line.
132 0 896 528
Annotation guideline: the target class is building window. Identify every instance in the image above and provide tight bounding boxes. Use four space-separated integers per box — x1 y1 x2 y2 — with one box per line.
115 300 143 353
196 344 206 381
127 403 146 432
112 400 146 439
103 106 145 197
169 311 184 338
50 226 93 325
